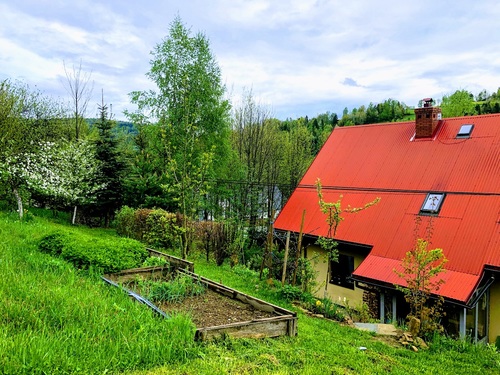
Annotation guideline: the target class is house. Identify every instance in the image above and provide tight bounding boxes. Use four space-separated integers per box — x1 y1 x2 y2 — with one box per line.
274 99 500 343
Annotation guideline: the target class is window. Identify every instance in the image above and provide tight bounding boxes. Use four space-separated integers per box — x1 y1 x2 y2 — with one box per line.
330 254 355 289
456 124 474 138
420 193 445 214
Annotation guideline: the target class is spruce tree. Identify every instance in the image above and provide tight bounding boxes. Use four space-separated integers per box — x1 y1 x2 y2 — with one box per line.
94 94 125 226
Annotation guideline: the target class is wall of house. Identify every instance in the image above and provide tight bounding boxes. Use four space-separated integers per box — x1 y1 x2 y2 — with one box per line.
306 244 365 307
489 279 500 344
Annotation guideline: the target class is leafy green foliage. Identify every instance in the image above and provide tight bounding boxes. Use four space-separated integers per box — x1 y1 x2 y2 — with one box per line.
127 16 231 258
339 98 411 126
115 206 182 251
114 205 136 237
440 89 476 117
315 178 380 261
142 256 170 268
394 217 448 338
144 209 182 250
38 230 147 273
139 275 206 303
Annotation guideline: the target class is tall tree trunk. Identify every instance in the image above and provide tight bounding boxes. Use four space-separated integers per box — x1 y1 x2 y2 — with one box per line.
13 187 23 219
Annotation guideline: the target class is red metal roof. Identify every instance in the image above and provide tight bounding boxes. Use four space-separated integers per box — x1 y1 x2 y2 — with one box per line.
274 114 500 303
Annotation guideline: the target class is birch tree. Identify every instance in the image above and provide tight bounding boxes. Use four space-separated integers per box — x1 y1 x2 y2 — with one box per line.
128 16 231 258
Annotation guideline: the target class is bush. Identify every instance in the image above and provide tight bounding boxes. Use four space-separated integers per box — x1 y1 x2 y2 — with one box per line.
194 220 240 266
144 209 181 250
278 284 303 302
114 205 136 237
38 231 68 256
38 230 148 273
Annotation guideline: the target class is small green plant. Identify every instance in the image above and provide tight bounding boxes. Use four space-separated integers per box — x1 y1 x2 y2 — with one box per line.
278 284 303 302
140 275 206 303
310 298 346 321
142 256 170 268
394 216 447 339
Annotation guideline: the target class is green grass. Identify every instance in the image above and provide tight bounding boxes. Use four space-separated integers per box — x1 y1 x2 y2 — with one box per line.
0 212 196 374
0 211 498 374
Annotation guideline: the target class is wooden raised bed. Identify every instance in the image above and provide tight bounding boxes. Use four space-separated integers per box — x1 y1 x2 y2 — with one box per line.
103 264 297 341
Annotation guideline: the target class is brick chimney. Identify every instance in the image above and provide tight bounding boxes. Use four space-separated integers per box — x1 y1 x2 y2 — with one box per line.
414 98 442 138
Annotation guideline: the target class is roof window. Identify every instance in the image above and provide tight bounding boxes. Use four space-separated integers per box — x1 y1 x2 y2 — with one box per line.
456 124 474 138
420 193 445 214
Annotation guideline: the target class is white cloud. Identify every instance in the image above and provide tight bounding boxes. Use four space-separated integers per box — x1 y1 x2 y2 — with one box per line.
1 0 500 120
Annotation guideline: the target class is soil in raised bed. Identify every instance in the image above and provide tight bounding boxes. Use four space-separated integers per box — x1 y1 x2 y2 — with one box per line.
156 288 277 328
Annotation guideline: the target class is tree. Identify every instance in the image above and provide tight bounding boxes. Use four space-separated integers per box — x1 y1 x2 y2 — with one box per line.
93 92 126 226
440 89 476 118
280 118 313 200
315 178 380 297
231 90 277 240
128 16 231 259
21 140 104 224
62 60 94 140
394 216 447 338
0 80 67 218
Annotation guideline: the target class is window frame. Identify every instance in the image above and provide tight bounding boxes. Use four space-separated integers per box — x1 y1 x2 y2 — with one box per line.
420 192 445 215
456 124 474 139
329 253 355 290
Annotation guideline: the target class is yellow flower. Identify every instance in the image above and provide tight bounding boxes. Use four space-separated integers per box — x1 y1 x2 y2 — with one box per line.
315 300 322 307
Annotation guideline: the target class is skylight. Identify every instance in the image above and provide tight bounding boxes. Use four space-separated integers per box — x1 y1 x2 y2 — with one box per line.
456 124 474 138
421 193 445 214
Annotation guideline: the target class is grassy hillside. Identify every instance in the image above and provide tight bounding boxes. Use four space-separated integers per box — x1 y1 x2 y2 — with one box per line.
0 211 498 374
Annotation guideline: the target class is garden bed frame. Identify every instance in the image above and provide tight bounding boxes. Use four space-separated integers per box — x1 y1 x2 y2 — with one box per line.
103 251 297 341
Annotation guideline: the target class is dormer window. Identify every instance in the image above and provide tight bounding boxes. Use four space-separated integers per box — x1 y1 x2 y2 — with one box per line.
421 193 445 214
456 124 474 138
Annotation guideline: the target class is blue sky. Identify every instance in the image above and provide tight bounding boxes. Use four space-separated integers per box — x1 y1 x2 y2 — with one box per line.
1 0 500 120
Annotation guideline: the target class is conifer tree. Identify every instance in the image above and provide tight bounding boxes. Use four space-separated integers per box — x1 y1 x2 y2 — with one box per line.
94 93 126 226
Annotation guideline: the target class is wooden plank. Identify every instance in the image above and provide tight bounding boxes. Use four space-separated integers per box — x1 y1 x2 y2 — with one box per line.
147 248 195 272
195 316 297 341
104 266 171 282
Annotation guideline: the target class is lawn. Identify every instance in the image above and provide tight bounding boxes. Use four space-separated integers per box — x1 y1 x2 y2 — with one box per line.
0 211 498 374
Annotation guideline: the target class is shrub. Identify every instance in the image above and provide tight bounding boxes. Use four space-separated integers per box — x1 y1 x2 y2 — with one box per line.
131 208 151 240
144 209 181 250
38 231 68 256
114 205 136 237
278 284 303 302
38 231 148 273
194 220 240 266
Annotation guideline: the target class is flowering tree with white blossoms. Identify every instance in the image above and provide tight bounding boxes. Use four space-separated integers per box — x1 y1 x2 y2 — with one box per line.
30 141 105 224
1 140 105 223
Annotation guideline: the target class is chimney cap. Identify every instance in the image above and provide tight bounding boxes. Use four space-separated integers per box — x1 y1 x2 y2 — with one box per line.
422 98 434 107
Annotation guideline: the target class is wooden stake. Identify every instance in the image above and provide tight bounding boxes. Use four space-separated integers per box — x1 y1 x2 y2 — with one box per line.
292 210 306 286
281 231 291 286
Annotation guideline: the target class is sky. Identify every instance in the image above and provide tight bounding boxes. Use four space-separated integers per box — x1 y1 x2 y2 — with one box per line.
1 0 500 121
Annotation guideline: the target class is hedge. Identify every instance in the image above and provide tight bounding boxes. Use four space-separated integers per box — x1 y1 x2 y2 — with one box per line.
38 230 148 273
